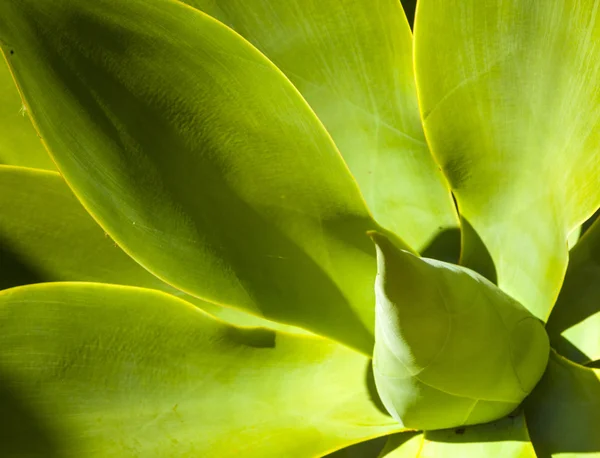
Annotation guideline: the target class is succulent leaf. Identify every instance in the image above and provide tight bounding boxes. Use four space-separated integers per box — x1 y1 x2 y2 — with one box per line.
0 57 53 169
0 164 298 330
178 0 458 254
370 232 549 430
547 217 600 364
525 351 600 457
0 0 393 354
0 283 401 457
415 0 600 320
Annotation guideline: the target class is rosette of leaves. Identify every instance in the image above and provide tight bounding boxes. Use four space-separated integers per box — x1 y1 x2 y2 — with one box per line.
0 0 598 457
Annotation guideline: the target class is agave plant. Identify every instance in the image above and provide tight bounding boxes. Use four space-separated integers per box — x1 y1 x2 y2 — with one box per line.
0 0 599 456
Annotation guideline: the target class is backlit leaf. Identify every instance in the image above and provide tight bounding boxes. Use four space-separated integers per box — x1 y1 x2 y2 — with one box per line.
415 0 600 320
0 0 397 353
0 282 401 457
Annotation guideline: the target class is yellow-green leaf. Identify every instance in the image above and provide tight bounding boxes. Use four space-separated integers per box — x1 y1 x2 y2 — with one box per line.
0 164 294 330
546 217 600 364
0 0 396 353
0 283 401 457
184 0 458 253
370 231 549 430
0 55 53 169
525 351 600 458
415 0 600 320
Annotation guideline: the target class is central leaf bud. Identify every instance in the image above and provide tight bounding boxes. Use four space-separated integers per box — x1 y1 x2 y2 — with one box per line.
369 232 549 430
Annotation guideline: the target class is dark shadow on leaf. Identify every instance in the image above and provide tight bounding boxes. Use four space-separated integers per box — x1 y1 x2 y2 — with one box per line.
580 207 600 237
223 326 276 349
420 227 461 264
425 408 529 444
0 235 49 290
459 217 497 284
0 369 65 457
323 436 387 458
365 360 390 416
525 352 600 457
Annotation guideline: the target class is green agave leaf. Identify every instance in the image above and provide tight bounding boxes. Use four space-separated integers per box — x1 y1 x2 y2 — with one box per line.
0 283 401 457
0 164 296 330
567 225 581 250
546 217 600 364
370 232 549 430
414 0 600 320
183 0 458 254
380 414 536 457
0 55 53 169
0 0 395 353
525 351 600 458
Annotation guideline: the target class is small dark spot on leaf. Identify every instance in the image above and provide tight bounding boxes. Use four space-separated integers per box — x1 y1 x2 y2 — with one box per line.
9 50 14 55
455 427 466 435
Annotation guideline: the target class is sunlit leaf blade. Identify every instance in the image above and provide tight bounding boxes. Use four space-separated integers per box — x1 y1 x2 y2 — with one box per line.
0 0 388 353
414 0 600 320
0 283 401 457
370 232 549 430
546 217 600 364
0 164 297 330
0 56 53 169
183 0 458 253
525 351 600 457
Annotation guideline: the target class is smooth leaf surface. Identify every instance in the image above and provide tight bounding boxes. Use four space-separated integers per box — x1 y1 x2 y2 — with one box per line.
415 0 600 320
525 352 600 457
0 0 391 353
546 217 600 364
0 56 54 169
0 283 401 457
0 164 295 330
184 0 458 253
380 414 536 458
370 232 549 430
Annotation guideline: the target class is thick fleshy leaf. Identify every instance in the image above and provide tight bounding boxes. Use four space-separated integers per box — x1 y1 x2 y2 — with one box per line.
525 351 600 457
546 217 600 364
370 232 549 430
381 414 536 457
183 0 458 253
0 55 54 169
0 0 395 353
0 164 296 330
415 0 600 320
0 283 401 457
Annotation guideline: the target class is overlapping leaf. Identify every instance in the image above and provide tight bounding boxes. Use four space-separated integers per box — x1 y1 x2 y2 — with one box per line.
0 283 401 457
0 0 402 353
380 414 536 457
415 0 600 320
183 0 458 253
0 164 293 329
0 57 53 169
546 217 600 364
525 351 600 457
